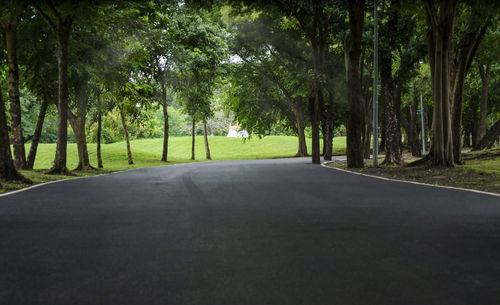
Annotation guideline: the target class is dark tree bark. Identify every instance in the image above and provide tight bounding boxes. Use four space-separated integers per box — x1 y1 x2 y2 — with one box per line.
309 84 321 164
292 97 308 157
160 78 169 162
96 90 103 168
26 95 49 169
423 0 457 167
406 89 422 157
203 122 211 160
380 10 402 165
345 0 365 168
1 3 27 169
33 1 75 175
0 87 28 182
476 63 491 143
191 118 195 160
473 119 500 151
119 106 133 165
323 86 335 161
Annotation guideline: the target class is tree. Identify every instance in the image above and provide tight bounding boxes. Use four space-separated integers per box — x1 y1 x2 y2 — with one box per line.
0 0 28 169
226 10 311 156
345 0 366 168
32 0 79 174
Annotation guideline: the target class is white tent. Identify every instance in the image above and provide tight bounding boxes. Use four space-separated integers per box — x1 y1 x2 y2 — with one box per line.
227 126 249 138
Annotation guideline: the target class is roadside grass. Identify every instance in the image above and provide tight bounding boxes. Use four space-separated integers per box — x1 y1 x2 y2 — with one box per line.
1 135 347 193
328 148 500 194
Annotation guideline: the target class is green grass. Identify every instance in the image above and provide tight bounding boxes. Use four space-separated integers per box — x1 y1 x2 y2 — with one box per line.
460 148 500 175
1 136 347 193
30 135 347 170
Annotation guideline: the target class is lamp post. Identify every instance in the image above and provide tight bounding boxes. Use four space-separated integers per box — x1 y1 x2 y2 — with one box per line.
372 0 379 166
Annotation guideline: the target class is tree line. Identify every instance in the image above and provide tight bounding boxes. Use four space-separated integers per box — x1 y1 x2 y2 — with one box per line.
0 0 499 186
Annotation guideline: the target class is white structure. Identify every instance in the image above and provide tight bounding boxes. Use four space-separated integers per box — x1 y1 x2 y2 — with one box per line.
227 125 249 138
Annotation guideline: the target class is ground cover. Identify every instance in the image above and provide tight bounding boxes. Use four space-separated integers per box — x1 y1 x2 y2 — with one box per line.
1 136 347 193
328 148 500 194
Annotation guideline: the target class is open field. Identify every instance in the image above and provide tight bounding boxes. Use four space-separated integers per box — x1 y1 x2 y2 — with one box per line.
1 136 347 193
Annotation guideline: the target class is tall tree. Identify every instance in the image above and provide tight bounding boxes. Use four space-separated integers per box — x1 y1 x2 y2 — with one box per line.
345 0 366 168
32 0 79 174
0 1 28 169
423 0 457 167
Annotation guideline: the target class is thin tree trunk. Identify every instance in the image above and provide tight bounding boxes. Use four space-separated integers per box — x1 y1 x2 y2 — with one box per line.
203 122 211 160
407 90 421 157
191 118 195 160
473 119 500 151
309 84 321 164
345 0 365 168
96 90 103 168
323 86 335 161
477 63 490 141
292 97 308 157
0 87 28 182
27 95 49 169
47 22 72 174
119 107 133 165
5 26 26 169
161 78 169 162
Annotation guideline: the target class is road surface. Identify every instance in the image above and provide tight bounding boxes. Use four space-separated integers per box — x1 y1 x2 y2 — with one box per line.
1 158 499 305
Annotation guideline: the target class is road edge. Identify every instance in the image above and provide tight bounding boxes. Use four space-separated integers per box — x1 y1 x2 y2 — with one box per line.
321 161 500 198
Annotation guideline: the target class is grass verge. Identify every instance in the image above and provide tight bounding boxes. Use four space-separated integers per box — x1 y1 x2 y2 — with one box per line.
1 135 347 194
327 148 500 194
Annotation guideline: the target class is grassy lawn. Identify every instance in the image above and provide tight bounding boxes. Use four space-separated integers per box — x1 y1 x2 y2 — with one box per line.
1 135 347 193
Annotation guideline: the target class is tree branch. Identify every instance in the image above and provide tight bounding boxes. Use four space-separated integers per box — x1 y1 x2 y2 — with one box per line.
31 0 57 33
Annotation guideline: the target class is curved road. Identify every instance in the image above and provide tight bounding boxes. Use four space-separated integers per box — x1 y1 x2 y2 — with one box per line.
1 158 499 305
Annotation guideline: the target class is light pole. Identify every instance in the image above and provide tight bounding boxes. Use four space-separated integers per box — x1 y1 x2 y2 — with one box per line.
372 0 379 166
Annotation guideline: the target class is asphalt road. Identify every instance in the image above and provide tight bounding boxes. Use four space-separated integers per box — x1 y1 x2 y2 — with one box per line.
1 158 499 305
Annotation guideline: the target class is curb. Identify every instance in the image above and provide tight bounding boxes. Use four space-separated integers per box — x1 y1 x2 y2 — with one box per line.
321 161 500 198
0 171 118 198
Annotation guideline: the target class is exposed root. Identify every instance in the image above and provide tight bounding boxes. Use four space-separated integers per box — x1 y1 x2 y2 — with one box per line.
45 167 74 176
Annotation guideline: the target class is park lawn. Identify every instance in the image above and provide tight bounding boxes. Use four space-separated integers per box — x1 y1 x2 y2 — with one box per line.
1 135 347 193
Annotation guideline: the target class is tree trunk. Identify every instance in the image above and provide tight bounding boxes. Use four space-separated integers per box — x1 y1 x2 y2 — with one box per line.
380 11 402 165
292 97 308 157
477 63 490 142
203 122 211 160
345 0 366 168
473 119 500 151
0 87 27 182
96 90 103 168
119 107 133 165
309 84 321 164
191 118 195 160
68 111 93 170
47 22 72 174
407 90 421 157
323 86 335 161
5 26 26 169
26 95 49 169
161 79 169 162
423 0 457 167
